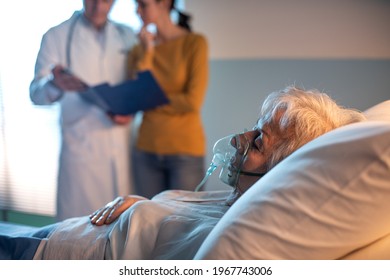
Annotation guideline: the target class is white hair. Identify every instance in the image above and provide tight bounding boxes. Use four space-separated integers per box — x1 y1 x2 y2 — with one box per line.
259 86 366 170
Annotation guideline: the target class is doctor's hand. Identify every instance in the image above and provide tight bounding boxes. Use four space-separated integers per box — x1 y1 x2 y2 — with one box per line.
108 113 133 125
51 65 88 92
90 195 147 226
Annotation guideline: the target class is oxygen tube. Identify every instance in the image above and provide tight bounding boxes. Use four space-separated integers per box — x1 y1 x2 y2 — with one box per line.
194 135 236 192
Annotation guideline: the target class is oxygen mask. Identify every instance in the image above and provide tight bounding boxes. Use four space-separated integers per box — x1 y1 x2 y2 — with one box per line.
194 131 267 192
194 134 248 191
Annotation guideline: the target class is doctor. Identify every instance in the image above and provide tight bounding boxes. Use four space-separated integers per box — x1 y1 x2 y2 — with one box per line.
30 0 138 221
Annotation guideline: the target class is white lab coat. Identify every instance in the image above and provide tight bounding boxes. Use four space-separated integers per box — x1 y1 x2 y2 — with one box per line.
30 11 138 221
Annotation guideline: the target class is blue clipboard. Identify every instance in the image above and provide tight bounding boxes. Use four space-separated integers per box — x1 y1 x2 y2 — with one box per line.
79 71 169 115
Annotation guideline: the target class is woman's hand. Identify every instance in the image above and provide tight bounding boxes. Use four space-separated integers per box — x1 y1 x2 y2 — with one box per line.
90 195 147 226
139 25 156 51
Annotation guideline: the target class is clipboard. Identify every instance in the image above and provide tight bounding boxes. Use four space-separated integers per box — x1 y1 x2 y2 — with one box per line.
79 71 169 115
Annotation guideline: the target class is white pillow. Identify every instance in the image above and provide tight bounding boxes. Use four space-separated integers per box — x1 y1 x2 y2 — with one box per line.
342 232 390 260
195 101 390 260
364 100 390 122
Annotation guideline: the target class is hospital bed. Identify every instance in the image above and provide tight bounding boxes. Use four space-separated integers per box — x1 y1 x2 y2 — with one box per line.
1 100 389 260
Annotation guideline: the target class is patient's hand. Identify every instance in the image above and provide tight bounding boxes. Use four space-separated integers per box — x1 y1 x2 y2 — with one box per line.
90 195 147 226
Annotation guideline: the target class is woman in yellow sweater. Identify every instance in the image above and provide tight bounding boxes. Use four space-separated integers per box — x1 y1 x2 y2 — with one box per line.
128 0 209 198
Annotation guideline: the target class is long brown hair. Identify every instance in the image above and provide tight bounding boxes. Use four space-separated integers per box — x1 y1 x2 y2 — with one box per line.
168 0 192 31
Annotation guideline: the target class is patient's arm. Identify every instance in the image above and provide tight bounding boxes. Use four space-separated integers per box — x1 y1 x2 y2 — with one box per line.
90 195 147 226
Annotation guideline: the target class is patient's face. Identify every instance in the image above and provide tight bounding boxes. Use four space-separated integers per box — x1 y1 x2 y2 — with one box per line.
229 119 280 193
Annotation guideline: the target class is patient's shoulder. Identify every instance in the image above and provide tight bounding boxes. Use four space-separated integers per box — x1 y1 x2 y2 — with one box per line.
152 190 232 203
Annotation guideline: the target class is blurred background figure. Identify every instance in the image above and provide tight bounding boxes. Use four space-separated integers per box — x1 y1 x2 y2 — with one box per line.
127 0 209 198
29 0 137 221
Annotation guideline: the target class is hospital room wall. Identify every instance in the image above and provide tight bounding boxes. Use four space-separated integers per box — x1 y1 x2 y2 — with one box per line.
186 0 390 190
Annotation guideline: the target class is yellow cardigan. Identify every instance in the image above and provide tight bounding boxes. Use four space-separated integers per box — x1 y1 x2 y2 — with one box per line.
127 33 209 156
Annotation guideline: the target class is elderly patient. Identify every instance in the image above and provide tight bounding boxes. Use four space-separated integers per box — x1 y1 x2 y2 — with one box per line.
91 86 365 225
33 86 365 259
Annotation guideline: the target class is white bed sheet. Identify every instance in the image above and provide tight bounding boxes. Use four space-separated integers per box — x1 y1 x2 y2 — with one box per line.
34 190 230 260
